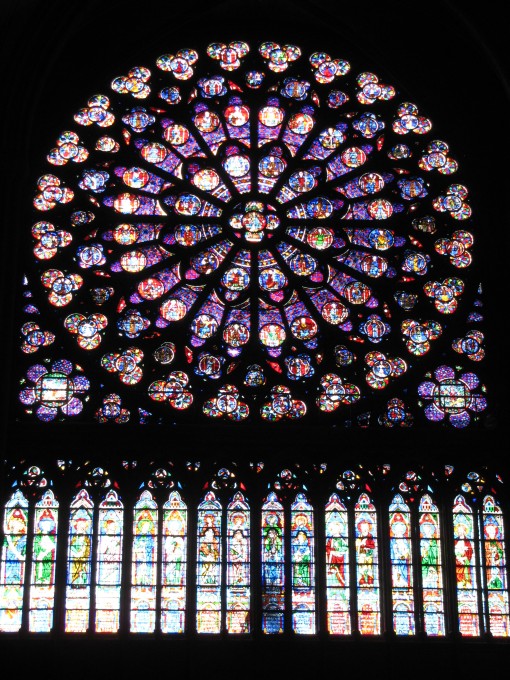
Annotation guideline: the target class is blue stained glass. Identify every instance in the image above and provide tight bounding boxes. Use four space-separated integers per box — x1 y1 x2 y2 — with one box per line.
262 492 285 634
291 493 316 633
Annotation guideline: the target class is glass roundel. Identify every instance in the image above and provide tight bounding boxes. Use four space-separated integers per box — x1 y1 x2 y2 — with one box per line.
19 41 487 426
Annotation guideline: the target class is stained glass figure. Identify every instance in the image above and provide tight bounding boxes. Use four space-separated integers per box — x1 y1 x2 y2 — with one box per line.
325 493 350 634
0 491 29 632
95 490 124 632
226 492 250 633
291 493 315 633
453 495 480 636
196 491 222 633
419 494 445 636
131 490 158 632
20 41 485 428
355 493 380 634
162 491 187 633
389 494 414 635
29 490 59 632
482 495 509 637
261 492 284 633
0 465 508 638
65 489 94 632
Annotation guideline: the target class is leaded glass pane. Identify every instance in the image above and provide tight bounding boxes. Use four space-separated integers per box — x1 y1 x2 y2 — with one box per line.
482 495 509 637
95 490 124 633
226 491 250 633
325 493 350 634
261 492 284 634
389 494 414 635
0 491 29 632
196 491 222 633
162 491 187 633
453 494 480 636
65 489 93 632
29 490 59 632
355 493 380 634
419 494 445 636
131 490 158 633
291 493 315 633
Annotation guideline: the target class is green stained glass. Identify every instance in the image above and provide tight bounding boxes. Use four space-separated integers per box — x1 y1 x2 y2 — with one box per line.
261 492 284 634
291 493 315 633
419 494 445 636
29 490 59 632
0 491 29 632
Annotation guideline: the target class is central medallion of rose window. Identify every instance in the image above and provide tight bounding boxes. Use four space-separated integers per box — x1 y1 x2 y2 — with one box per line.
229 201 280 243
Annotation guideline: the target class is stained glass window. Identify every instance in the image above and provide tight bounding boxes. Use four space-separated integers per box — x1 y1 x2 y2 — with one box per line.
325 493 350 634
261 491 284 634
1 2 508 670
389 494 414 635
291 492 315 633
419 494 445 636
0 464 507 637
482 495 509 637
0 491 29 632
65 489 94 632
96 490 124 632
18 40 487 430
196 491 222 633
29 490 59 632
226 491 250 633
162 490 187 633
131 490 158 632
453 494 480 636
355 492 380 634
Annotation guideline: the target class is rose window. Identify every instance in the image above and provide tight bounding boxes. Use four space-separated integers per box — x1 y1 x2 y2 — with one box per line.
19 41 486 426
